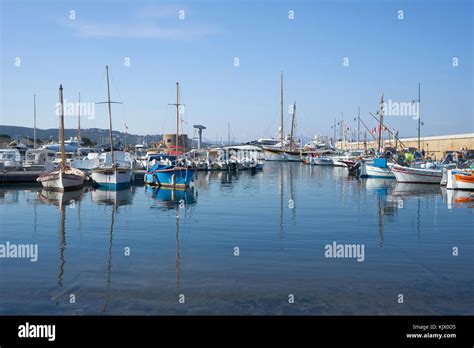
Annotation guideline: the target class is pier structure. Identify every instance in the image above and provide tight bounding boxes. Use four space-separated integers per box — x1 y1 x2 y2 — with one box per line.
336 133 474 160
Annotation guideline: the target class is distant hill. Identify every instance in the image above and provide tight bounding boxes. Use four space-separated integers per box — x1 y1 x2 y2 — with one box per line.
0 125 162 146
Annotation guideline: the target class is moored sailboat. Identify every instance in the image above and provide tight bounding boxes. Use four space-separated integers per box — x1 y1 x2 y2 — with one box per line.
263 72 302 162
154 82 194 189
362 93 395 179
37 85 85 191
91 66 132 190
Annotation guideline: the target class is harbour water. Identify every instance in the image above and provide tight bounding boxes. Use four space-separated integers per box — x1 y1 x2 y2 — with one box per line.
0 162 472 315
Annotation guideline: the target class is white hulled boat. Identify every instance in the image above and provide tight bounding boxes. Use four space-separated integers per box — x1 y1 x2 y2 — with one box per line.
0 149 22 171
263 147 301 161
37 168 85 191
37 85 85 191
311 156 334 166
23 148 55 171
91 66 132 190
446 169 474 190
392 163 443 184
91 164 132 190
332 152 350 167
364 158 395 178
365 164 395 178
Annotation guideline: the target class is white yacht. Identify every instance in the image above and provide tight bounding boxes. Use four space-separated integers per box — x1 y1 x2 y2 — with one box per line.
0 149 23 171
23 148 55 171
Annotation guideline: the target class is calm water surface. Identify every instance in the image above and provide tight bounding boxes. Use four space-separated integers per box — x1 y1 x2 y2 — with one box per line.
1 163 473 315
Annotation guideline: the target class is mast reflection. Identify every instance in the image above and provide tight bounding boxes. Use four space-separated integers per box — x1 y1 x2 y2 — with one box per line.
148 187 196 288
36 189 84 290
90 187 133 312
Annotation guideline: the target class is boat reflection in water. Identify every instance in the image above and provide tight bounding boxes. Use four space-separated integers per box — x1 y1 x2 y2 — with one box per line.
37 189 84 208
91 187 133 206
0 189 20 204
90 186 133 311
147 186 196 210
2 160 474 315
147 186 196 289
391 183 442 198
364 179 398 248
443 188 474 209
36 189 84 299
364 178 396 194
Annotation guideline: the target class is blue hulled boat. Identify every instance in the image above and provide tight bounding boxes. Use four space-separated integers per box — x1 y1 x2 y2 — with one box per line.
144 154 194 188
146 81 194 189
144 154 176 185
155 167 194 188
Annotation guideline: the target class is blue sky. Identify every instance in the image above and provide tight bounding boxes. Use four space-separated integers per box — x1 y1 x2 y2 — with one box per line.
1 0 472 142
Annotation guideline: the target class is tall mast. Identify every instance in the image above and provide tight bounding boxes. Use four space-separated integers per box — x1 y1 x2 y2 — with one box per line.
333 117 336 148
77 92 81 158
357 106 360 150
176 82 180 156
59 85 66 173
364 131 367 152
280 71 284 147
33 94 37 149
105 65 115 167
290 101 296 151
168 82 181 156
417 83 421 151
228 122 230 144
341 112 344 150
377 93 384 153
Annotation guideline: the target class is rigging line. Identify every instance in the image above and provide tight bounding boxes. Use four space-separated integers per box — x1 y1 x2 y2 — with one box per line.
261 107 280 138
80 67 104 103
182 107 190 140
91 69 106 145
262 105 280 138
93 69 106 103
296 110 312 138
160 95 173 138
229 123 235 142
109 72 123 103
109 73 128 132
177 85 191 139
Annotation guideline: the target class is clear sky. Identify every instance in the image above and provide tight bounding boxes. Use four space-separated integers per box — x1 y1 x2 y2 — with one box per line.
1 0 472 142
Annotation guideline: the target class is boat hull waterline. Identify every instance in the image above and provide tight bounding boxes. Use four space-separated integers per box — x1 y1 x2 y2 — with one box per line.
392 164 442 184
155 167 194 188
37 168 85 191
91 167 133 190
364 164 395 179
263 148 301 162
446 169 474 191
311 157 333 166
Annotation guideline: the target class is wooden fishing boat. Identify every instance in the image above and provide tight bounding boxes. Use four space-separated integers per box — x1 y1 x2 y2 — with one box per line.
154 82 194 188
392 163 442 184
446 169 474 190
37 85 85 191
364 158 395 178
